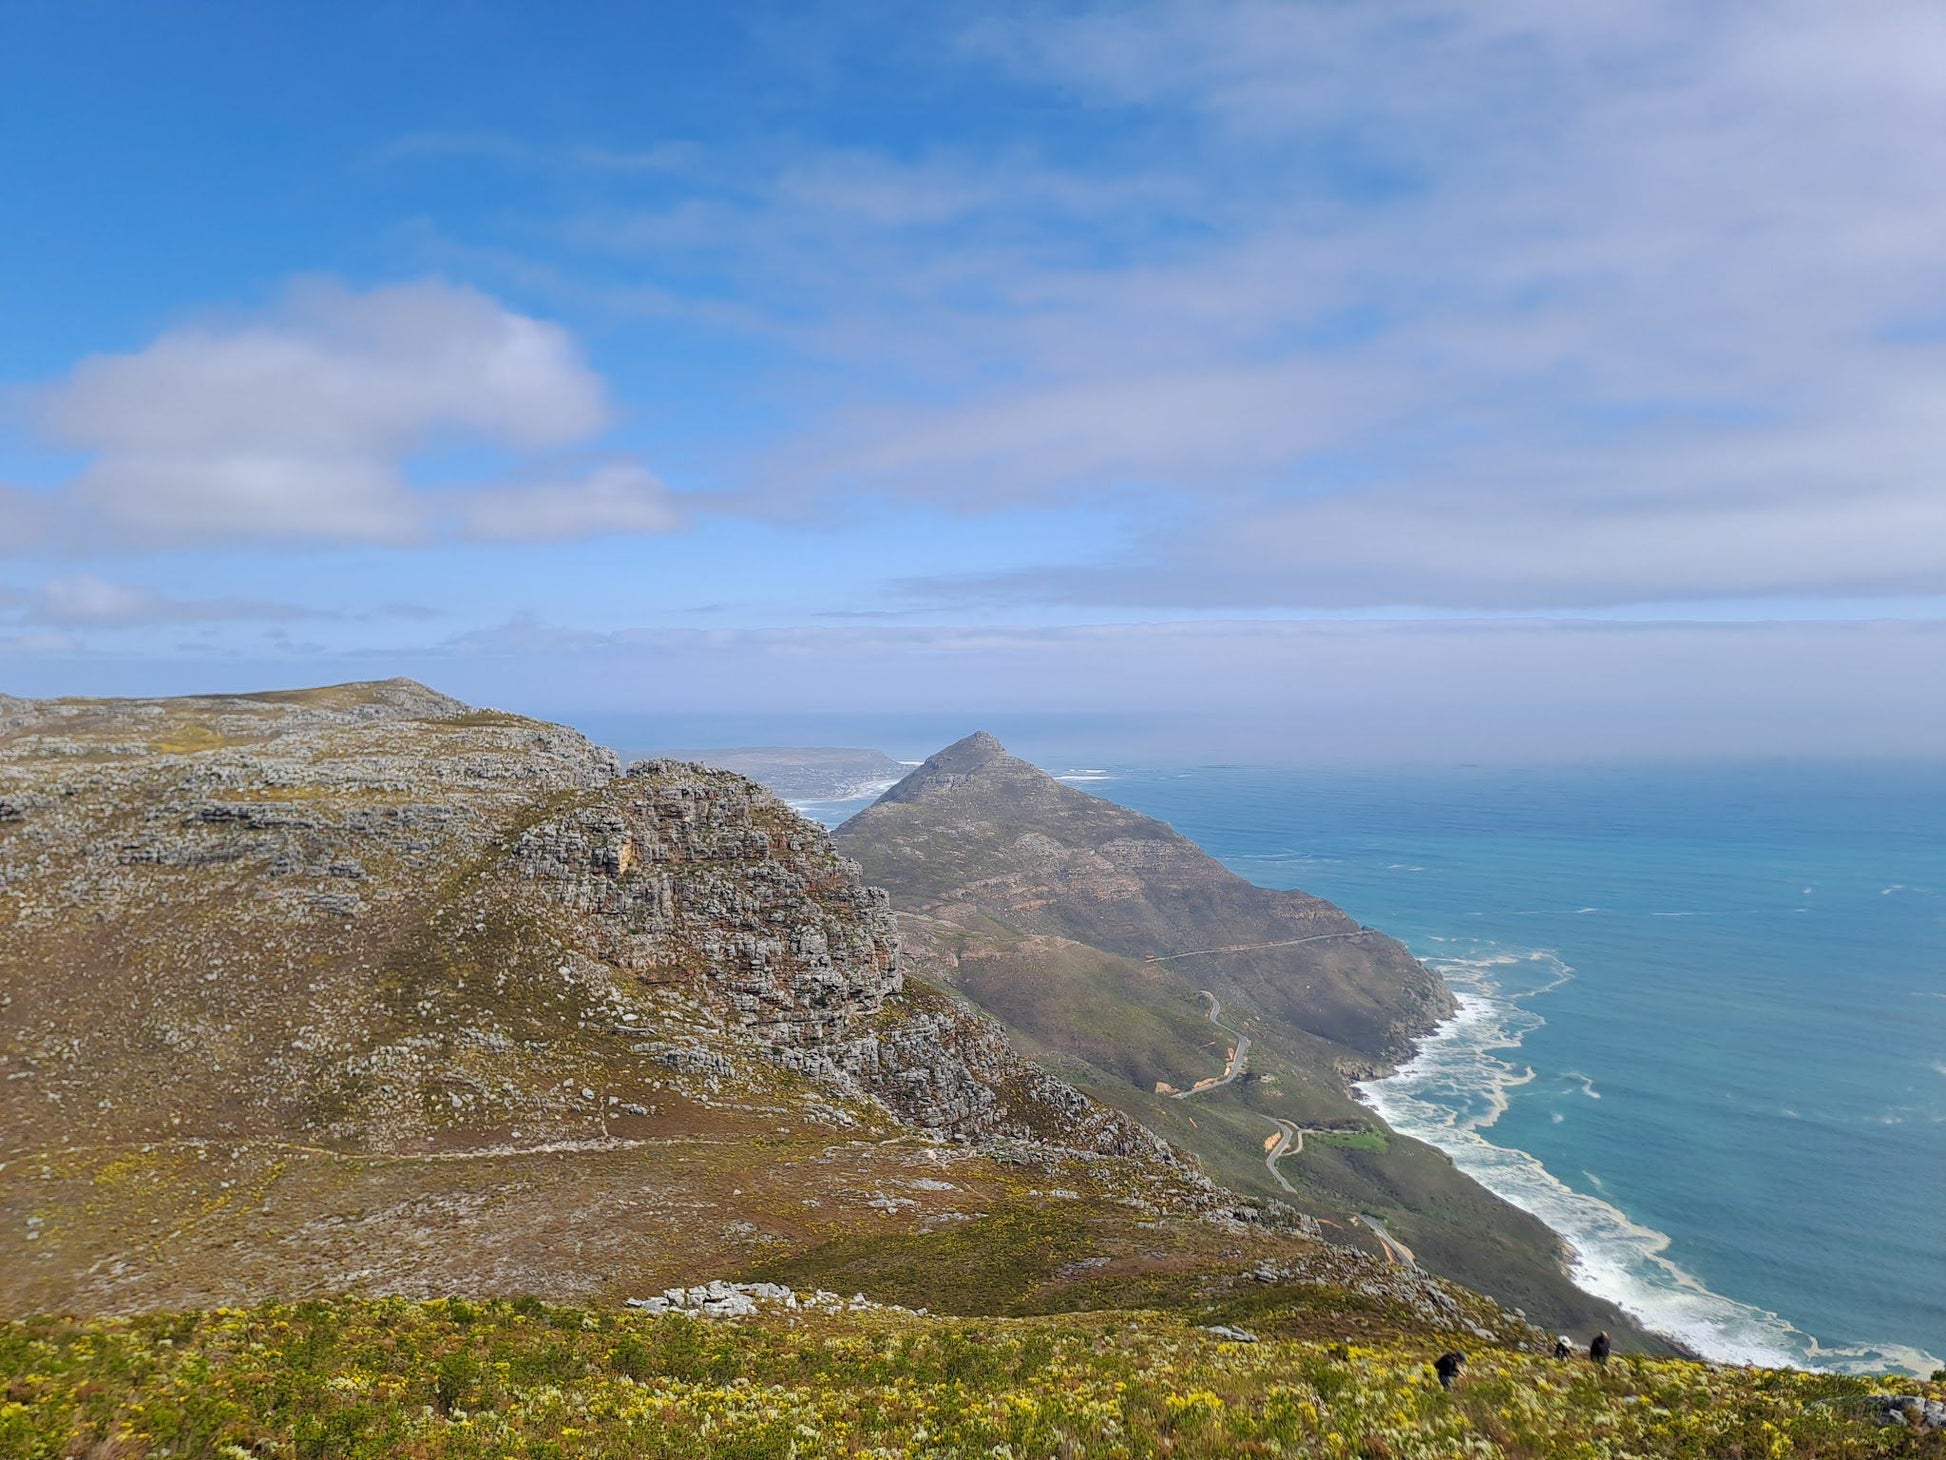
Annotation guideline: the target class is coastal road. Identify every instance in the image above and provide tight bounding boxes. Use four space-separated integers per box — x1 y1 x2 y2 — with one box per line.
1175 999 1320 1202
1259 1117 1348 1194
1146 929 1371 965
1357 1214 1419 1268
1170 993 1345 1207
1260 1117 1300 1193
1171 990 1250 1098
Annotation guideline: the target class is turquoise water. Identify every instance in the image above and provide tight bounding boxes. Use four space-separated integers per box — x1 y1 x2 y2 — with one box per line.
806 761 1946 1373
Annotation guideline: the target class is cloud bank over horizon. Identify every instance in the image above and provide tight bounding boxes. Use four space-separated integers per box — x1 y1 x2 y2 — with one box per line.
7 616 1943 765
5 1 1946 754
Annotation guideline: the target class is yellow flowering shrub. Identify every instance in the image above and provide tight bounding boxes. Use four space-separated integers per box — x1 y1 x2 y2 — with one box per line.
0 1297 1937 1458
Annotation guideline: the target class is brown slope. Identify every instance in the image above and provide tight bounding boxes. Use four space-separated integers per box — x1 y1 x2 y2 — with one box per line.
837 731 1453 1065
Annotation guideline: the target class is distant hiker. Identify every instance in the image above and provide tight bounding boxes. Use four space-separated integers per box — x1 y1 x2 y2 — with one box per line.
1590 1331 1611 1365
1433 1350 1465 1390
1553 1335 1573 1360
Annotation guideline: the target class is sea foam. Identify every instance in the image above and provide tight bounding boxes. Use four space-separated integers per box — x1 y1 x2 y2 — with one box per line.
1357 949 1943 1376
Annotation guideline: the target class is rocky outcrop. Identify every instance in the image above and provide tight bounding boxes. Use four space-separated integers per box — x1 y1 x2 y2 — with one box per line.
510 759 1169 1158
797 990 1175 1160
625 1280 914 1317
513 761 901 1048
1865 1396 1946 1431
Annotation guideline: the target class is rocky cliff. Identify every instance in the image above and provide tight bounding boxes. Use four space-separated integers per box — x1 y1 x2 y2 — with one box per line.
500 757 1165 1156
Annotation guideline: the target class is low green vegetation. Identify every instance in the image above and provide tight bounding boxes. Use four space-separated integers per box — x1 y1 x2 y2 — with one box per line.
1309 1129 1390 1154
749 1208 1095 1315
3 1298 1937 1459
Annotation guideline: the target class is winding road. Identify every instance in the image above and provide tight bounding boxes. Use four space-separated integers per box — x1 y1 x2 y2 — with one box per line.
1259 1116 1300 1193
1170 990 1365 1206
1169 990 1251 1098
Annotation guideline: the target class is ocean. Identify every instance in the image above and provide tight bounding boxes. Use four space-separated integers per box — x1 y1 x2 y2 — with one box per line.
794 759 1946 1375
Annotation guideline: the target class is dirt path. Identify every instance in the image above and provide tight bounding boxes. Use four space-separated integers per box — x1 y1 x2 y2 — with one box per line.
1146 929 1368 965
1168 995 1340 1205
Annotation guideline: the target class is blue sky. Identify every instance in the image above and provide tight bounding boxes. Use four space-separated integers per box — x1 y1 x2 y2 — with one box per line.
5 2 1946 758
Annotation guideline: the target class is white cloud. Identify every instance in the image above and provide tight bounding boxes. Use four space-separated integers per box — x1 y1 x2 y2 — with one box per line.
28 278 676 548
0 630 82 659
559 1 1946 608
461 462 680 541
26 575 317 627
0 487 62 554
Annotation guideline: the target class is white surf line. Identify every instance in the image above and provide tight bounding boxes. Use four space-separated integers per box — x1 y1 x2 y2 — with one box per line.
1358 958 1946 1375
1146 929 1369 964
1171 990 1250 1097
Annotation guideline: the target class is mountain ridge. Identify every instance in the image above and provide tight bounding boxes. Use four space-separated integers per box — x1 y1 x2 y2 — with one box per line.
835 733 1663 1348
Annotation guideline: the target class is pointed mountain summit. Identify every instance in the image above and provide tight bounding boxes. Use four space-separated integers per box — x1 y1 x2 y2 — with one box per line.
876 730 1005 798
872 731 1068 814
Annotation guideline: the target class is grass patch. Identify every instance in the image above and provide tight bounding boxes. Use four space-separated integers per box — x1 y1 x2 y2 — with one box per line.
743 1206 1095 1314
1310 1128 1390 1154
150 723 234 754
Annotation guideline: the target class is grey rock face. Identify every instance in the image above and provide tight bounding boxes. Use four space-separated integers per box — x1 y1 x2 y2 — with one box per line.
639 1042 734 1078
1203 1325 1259 1342
1868 1396 1946 1430
624 1280 914 1318
513 761 901 1048
516 758 1168 1158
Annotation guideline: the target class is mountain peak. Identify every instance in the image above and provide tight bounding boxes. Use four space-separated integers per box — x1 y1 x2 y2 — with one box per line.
937 730 1007 765
874 731 1020 805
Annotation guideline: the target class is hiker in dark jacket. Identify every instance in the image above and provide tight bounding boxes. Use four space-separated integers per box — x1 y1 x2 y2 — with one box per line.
1553 1335 1573 1360
1590 1331 1612 1364
1434 1351 1465 1390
